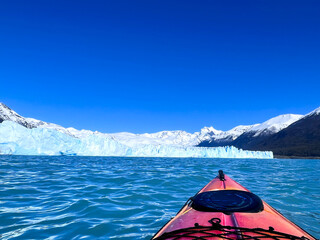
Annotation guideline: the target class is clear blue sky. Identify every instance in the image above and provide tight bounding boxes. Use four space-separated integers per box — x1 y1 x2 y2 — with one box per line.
1 1 319 133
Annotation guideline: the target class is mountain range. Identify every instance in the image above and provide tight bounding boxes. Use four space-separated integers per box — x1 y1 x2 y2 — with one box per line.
199 108 320 158
1 103 319 157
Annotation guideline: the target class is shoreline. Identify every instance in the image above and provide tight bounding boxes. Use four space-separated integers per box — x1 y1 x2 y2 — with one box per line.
275 155 320 159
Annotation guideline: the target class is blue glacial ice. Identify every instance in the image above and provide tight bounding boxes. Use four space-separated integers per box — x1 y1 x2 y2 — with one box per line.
0 121 273 158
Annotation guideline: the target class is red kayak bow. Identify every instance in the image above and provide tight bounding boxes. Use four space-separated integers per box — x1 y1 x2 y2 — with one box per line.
152 170 316 240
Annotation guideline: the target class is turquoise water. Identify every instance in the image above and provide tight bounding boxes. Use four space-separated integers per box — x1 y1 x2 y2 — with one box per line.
0 156 319 239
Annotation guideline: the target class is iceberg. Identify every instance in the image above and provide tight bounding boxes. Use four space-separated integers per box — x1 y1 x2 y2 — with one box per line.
0 121 273 158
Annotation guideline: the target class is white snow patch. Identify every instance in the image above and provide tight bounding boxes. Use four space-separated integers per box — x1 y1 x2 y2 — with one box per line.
249 114 303 137
306 107 320 116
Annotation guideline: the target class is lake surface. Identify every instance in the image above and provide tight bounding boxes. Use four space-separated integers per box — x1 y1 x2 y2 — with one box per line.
0 155 319 239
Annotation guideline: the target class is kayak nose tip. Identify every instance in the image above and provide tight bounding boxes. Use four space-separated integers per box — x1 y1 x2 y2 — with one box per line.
218 170 225 181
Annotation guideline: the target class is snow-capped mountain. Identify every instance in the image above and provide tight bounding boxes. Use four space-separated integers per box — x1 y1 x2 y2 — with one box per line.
199 114 303 148
0 103 232 147
110 126 224 147
0 103 100 138
0 103 309 148
0 103 273 158
213 125 258 141
240 108 320 157
246 114 303 137
198 107 320 158
2 101 319 157
306 106 320 116
0 120 273 158
219 114 303 150
0 103 44 128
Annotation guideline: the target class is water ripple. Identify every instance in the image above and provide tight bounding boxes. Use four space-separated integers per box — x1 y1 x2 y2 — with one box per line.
0 155 319 239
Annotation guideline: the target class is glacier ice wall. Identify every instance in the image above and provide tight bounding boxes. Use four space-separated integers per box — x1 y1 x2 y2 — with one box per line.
0 121 273 159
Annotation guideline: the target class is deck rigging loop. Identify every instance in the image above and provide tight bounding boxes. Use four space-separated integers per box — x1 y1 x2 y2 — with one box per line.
152 217 311 240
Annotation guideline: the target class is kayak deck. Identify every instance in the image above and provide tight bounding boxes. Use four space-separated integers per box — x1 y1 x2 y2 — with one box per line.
152 171 315 240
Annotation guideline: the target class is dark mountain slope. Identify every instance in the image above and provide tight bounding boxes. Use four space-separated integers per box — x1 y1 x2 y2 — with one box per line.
199 109 320 158
198 138 233 147
242 112 320 157
0 103 45 129
228 131 270 150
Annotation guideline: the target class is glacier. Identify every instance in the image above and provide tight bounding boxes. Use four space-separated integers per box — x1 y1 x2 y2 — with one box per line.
0 102 304 152
0 121 273 158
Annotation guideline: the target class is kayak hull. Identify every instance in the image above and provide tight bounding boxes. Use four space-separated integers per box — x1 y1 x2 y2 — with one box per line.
152 172 315 240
